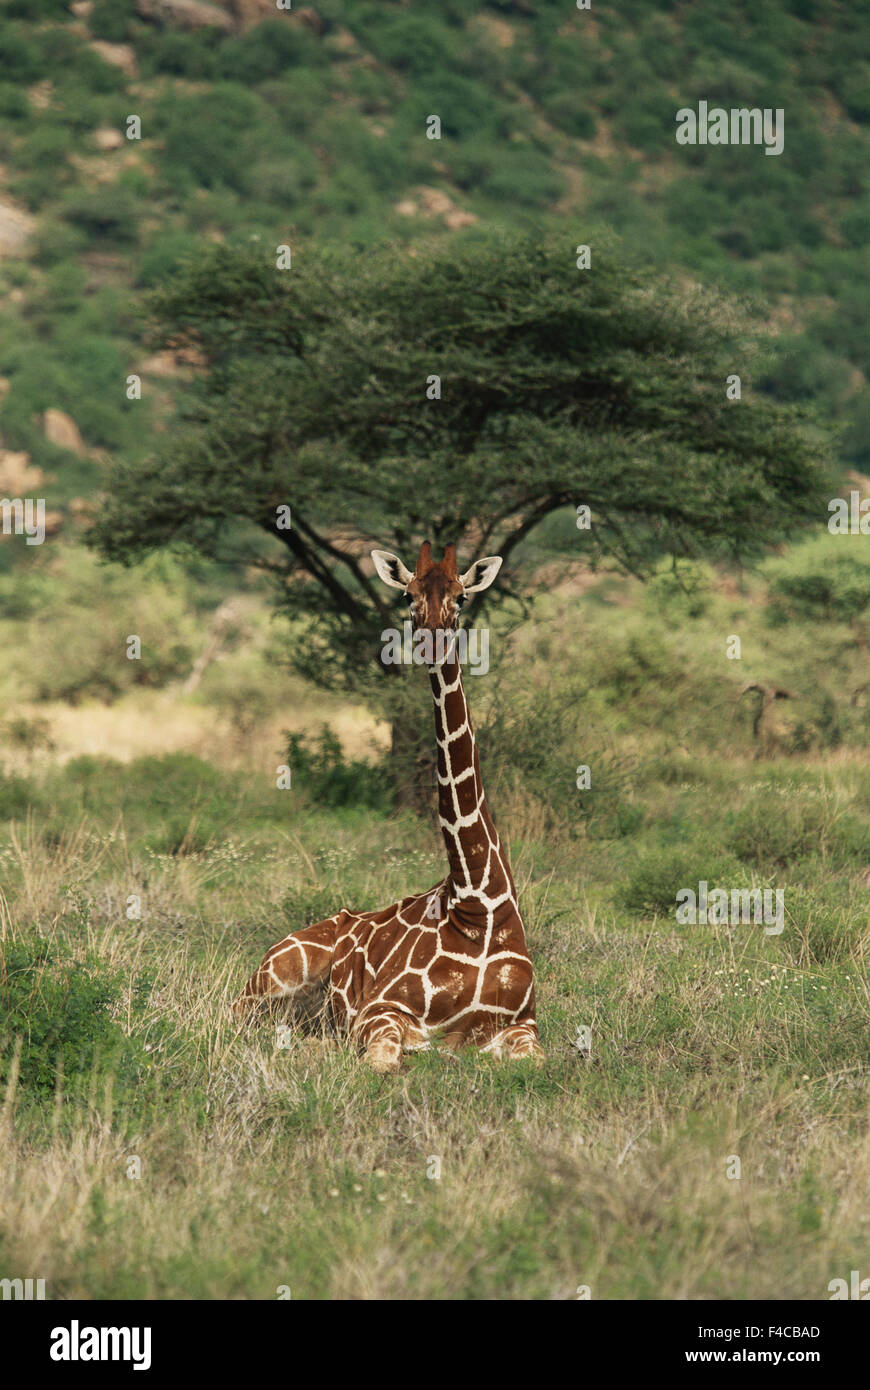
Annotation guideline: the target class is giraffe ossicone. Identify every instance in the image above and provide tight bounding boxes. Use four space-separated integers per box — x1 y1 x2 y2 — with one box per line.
234 540 545 1073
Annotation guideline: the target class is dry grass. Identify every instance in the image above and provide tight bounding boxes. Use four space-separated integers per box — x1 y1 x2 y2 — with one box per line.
0 784 866 1300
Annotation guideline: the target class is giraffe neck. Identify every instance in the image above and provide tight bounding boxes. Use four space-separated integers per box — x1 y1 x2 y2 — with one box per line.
429 643 514 933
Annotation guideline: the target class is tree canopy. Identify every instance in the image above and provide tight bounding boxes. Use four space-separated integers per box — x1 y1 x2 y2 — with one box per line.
91 234 832 695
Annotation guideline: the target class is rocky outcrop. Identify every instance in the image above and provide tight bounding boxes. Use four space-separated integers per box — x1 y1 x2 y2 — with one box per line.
135 0 235 32
0 198 36 258
229 0 283 25
135 0 324 34
395 186 479 230
94 127 125 151
0 449 42 495
43 409 86 455
89 41 138 75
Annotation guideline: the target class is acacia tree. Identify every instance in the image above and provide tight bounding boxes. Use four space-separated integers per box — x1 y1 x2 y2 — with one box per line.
91 235 831 796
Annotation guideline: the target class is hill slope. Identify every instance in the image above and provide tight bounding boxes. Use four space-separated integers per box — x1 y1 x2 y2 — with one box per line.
0 0 869 555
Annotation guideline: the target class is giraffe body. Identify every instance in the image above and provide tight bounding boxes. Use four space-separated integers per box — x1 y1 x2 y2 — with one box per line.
235 542 544 1071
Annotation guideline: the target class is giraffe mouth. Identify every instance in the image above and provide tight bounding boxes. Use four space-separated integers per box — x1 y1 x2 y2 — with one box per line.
380 623 491 674
408 625 460 664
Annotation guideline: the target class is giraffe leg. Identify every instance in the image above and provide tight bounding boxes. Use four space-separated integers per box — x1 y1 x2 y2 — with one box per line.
481 1022 545 1063
233 920 337 1020
355 1007 425 1075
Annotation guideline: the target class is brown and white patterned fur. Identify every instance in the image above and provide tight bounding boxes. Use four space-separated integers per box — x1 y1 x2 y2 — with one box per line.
234 541 544 1073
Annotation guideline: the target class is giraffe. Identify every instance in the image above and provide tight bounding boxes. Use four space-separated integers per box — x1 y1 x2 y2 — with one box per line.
234 541 544 1073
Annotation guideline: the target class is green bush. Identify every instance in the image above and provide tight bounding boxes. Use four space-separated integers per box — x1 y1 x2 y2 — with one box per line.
138 29 220 79
216 21 328 83
481 148 564 206
144 812 226 858
783 883 867 962
82 753 224 818
15 123 77 172
285 730 392 812
134 232 201 289
353 9 459 79
767 551 870 626
59 188 142 245
0 29 43 84
543 94 596 139
3 0 72 15
260 71 331 133
839 63 870 123
0 937 153 1100
618 846 745 915
89 0 137 43
0 772 42 820
0 82 29 119
246 151 320 206
35 32 125 92
155 85 262 193
727 795 870 869
645 561 713 620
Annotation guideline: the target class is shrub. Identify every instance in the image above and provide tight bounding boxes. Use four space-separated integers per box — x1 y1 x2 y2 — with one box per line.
155 86 261 193
618 846 745 916
727 795 870 869
59 188 141 245
134 232 201 289
839 63 870 123
285 730 392 811
89 0 137 43
0 772 42 820
783 883 869 962
0 937 153 1100
3 0 71 15
36 33 125 92
543 94 596 139
138 29 220 79
0 29 42 84
0 82 28 119
353 9 459 79
481 148 564 206
645 560 712 620
260 71 331 134
216 21 328 83
246 151 320 206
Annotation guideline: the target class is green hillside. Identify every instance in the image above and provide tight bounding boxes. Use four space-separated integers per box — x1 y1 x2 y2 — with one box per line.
0 0 869 560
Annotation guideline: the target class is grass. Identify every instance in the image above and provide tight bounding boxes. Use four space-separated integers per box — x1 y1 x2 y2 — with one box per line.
0 727 866 1299
0 537 867 1299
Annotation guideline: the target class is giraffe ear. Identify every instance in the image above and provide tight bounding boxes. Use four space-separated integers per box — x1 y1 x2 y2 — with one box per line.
459 555 502 593
371 549 414 589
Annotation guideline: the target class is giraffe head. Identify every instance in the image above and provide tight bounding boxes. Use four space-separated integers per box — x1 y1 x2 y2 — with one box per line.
372 541 502 633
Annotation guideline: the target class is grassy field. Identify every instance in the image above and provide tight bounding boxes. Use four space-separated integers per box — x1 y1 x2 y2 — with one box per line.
1 562 867 1300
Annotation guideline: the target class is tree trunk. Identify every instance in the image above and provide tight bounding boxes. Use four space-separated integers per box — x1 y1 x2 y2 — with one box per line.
390 710 436 814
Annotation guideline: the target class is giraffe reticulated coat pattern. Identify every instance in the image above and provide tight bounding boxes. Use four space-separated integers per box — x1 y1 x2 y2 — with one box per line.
236 545 544 1072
